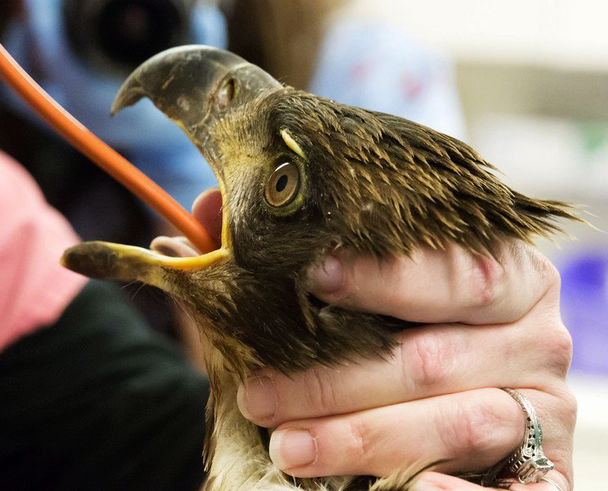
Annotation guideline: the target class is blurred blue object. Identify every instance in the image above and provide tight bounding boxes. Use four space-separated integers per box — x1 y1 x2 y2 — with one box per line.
2 0 226 210
560 250 608 375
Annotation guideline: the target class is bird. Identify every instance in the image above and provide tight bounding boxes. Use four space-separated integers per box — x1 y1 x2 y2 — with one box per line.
62 45 579 490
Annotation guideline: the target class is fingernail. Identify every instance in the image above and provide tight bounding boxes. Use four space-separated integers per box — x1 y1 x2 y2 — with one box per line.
269 429 316 469
237 376 277 423
311 255 344 293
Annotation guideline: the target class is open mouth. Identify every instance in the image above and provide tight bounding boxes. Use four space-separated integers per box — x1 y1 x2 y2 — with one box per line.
129 182 234 272
151 188 224 258
60 185 230 283
82 44 279 272
61 44 283 280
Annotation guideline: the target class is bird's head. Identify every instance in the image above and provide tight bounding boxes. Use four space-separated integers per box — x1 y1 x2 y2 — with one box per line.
62 45 577 375
61 45 409 374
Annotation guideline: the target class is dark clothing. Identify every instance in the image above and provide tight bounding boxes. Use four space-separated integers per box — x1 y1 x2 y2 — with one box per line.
0 281 209 491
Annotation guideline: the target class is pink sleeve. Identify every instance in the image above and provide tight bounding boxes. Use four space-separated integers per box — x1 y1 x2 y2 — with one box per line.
0 151 88 350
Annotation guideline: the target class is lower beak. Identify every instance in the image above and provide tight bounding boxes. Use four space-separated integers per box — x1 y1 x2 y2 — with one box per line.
61 188 230 283
61 235 230 290
62 242 229 282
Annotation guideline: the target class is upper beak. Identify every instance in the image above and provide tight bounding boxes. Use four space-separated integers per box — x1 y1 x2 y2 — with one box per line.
62 45 281 283
111 44 281 158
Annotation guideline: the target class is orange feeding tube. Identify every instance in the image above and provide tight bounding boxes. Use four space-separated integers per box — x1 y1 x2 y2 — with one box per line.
0 43 214 254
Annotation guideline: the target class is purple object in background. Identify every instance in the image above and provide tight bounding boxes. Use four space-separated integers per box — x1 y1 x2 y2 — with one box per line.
560 251 608 375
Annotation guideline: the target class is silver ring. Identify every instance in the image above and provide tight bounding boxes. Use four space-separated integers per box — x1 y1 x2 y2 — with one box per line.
541 476 566 491
502 388 555 483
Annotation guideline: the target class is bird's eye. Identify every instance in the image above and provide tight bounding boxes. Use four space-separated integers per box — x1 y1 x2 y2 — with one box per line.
265 162 300 207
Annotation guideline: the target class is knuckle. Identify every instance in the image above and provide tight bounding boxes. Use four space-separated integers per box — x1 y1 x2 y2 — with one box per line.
444 398 506 455
344 419 373 464
463 252 504 309
547 325 574 376
538 253 562 291
306 367 339 412
401 331 450 391
527 246 561 297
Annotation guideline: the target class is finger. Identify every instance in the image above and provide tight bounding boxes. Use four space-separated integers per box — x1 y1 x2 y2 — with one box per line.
150 188 222 255
268 388 573 485
411 471 568 491
150 235 200 257
267 388 523 478
309 241 559 325
515 388 576 491
237 316 572 427
510 473 570 491
411 472 493 490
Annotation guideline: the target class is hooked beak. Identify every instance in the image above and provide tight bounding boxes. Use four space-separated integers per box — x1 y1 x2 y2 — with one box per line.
110 44 281 149
62 45 281 283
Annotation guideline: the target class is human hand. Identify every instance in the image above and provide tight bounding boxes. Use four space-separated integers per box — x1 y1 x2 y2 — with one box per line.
237 241 575 490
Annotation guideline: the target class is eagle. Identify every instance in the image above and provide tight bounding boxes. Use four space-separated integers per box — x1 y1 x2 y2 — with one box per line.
62 45 577 490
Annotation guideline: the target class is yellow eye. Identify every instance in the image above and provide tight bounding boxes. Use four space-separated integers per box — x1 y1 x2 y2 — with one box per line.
265 162 300 207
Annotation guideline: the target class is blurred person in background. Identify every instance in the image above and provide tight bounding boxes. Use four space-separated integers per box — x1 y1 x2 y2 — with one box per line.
0 1 576 490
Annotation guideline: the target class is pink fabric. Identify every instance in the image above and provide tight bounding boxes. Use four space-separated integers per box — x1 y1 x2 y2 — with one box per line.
0 151 87 350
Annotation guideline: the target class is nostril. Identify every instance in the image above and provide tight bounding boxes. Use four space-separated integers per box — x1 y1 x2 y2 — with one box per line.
216 78 235 109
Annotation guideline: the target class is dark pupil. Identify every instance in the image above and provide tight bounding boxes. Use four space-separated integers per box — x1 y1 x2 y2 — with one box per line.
275 174 289 193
